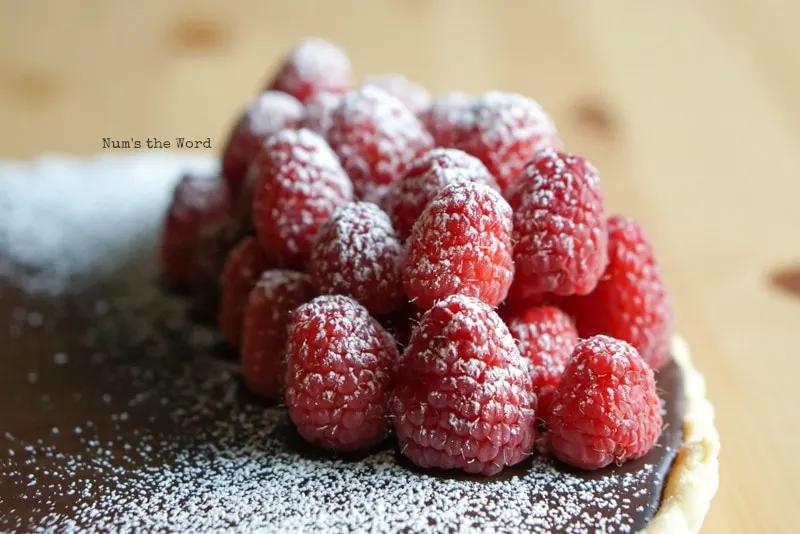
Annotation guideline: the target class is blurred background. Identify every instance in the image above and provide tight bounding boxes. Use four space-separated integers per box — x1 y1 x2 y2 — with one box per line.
1 1 799 532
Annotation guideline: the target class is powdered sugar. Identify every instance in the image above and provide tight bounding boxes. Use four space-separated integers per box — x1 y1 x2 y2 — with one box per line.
0 153 217 295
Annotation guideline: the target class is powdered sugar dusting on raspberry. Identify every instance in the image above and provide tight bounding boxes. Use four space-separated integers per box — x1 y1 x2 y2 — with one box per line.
268 38 352 104
0 155 678 533
252 128 353 263
403 181 514 308
310 202 404 315
456 92 560 192
328 85 434 201
246 91 306 137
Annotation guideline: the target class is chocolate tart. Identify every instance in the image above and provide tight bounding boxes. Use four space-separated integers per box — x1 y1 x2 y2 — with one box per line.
0 155 719 533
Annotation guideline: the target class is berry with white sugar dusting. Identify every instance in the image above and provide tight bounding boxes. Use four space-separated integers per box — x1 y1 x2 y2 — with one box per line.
382 148 498 241
251 128 353 266
219 237 272 346
403 181 514 309
220 91 304 204
285 295 398 451
327 86 434 202
558 215 674 370
392 295 536 475
455 91 561 193
419 92 473 148
506 306 578 415
309 202 404 315
267 38 352 104
241 269 315 399
547 335 662 470
160 172 230 287
506 149 608 301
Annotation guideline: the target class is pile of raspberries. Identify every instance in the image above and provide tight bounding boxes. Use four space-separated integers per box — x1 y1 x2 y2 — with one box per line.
161 38 674 474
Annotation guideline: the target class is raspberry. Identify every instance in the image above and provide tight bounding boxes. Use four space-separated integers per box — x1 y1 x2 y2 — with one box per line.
547 335 662 470
302 91 342 138
363 74 432 115
267 38 352 104
381 148 499 241
309 202 404 315
559 216 674 370
241 270 315 399
403 181 514 309
219 237 272 346
285 295 398 451
220 91 305 203
251 128 353 266
505 306 578 415
419 92 472 148
192 216 249 320
328 86 434 202
505 150 608 301
392 295 536 475
455 92 561 193
160 172 230 286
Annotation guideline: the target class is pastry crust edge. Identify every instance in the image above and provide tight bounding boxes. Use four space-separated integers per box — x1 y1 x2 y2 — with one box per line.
644 335 720 534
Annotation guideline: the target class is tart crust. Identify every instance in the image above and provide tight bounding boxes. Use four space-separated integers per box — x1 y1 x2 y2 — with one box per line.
645 336 720 533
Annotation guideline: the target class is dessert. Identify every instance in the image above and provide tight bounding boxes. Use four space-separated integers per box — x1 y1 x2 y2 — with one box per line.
0 37 719 533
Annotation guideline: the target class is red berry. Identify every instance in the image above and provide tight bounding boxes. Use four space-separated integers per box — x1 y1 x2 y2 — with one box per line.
219 237 272 346
309 202 404 315
285 295 398 451
547 335 662 470
328 86 434 202
559 216 674 370
302 91 342 138
363 74 432 115
455 92 561 193
267 38 352 104
220 91 305 203
251 128 353 266
382 148 499 241
419 92 472 148
403 181 514 309
161 172 230 286
506 306 578 415
506 150 608 301
194 217 248 288
241 270 315 399
392 295 536 475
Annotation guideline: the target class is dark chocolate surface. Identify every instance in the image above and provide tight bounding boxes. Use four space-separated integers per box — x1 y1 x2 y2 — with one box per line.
0 267 684 533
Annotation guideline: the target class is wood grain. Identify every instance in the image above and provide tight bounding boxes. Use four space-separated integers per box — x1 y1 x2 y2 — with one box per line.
1 1 799 532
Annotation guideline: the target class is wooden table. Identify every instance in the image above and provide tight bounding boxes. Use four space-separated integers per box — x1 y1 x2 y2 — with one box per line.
1 1 798 532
